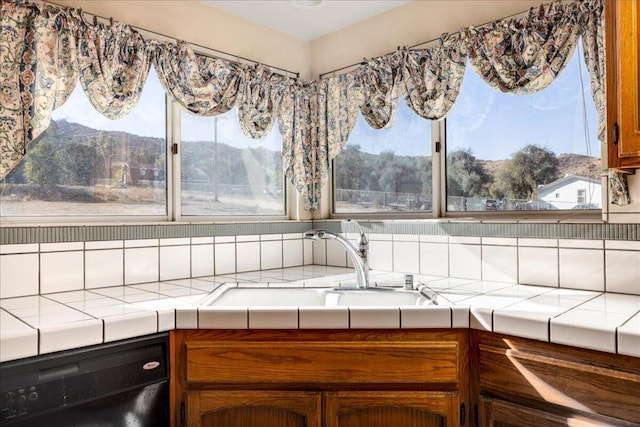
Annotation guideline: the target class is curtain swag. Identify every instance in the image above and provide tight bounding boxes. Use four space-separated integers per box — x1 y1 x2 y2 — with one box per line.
0 0 625 211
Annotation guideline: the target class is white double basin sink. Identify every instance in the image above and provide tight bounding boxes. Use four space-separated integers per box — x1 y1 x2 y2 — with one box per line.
202 285 437 308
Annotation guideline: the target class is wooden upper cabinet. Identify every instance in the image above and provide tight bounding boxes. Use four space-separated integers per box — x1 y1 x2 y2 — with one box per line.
606 0 640 169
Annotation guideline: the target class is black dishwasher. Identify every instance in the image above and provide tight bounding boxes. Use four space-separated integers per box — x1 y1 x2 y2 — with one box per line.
0 332 169 426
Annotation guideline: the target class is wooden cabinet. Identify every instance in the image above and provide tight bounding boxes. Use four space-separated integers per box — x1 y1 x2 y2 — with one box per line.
606 0 640 169
171 329 469 427
470 331 640 427
185 390 321 427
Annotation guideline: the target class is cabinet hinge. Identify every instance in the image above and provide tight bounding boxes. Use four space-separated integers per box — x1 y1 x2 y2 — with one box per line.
180 401 185 424
435 141 441 153
172 143 179 155
460 402 466 425
613 123 619 145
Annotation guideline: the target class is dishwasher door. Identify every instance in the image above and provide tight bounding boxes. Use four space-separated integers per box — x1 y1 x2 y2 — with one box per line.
0 333 169 427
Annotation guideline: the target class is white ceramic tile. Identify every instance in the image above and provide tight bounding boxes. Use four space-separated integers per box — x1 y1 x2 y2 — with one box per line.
0 253 39 298
198 308 248 329
577 293 640 315
160 245 191 281
85 249 123 289
451 307 470 328
518 246 558 287
299 307 349 329
283 233 301 240
393 241 419 274
175 307 198 328
449 236 481 245
400 306 451 328
605 240 640 250
283 239 303 268
551 317 617 353
368 241 393 271
559 248 604 291
0 310 37 362
0 244 39 255
214 243 236 275
236 242 260 273
103 312 158 342
393 234 419 242
40 242 84 252
236 235 259 242
482 245 517 283
605 250 640 294
449 244 481 280
493 311 550 341
303 239 314 265
313 239 326 265
470 307 493 331
191 244 214 277
369 233 393 241
518 238 558 248
248 307 298 329
419 235 448 243
160 238 190 246
40 251 84 293
191 237 214 245
215 236 235 243
617 313 640 358
39 320 103 354
349 307 399 329
558 239 603 249
419 243 448 277
125 239 158 248
124 247 159 285
261 234 282 241
261 240 283 270
481 238 517 246
85 240 124 250
325 239 347 267
157 308 175 331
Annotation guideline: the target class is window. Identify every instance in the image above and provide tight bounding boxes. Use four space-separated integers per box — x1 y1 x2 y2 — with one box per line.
445 48 600 212
0 69 167 217
180 109 285 217
577 189 586 204
333 101 432 214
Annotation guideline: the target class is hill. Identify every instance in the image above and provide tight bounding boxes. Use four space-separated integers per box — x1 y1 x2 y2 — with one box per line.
481 153 601 181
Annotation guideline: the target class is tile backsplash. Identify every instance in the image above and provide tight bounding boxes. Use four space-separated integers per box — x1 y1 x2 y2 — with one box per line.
1 221 639 298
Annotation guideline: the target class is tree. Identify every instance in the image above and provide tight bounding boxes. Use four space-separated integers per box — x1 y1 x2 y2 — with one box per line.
24 140 61 187
58 143 100 186
446 148 490 197
494 144 559 199
335 144 370 191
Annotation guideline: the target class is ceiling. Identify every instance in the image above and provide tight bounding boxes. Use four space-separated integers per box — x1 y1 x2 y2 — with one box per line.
201 0 412 41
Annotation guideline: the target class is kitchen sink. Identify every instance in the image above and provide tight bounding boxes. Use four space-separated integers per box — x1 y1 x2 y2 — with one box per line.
202 285 436 307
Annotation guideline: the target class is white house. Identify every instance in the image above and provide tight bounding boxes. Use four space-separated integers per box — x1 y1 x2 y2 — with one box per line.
538 174 602 209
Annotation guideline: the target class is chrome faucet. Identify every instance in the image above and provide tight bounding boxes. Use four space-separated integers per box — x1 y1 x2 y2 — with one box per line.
303 220 369 289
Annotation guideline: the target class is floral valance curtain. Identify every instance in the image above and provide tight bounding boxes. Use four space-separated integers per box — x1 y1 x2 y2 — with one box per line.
1 0 317 208
465 1 585 95
314 0 624 207
0 0 622 211
0 1 77 179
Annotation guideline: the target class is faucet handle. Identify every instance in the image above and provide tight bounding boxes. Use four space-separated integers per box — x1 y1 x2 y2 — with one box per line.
347 219 368 247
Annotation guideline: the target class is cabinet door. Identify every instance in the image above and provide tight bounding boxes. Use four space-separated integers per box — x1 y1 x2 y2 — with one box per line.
479 396 632 427
606 0 640 169
186 390 321 427
325 391 460 427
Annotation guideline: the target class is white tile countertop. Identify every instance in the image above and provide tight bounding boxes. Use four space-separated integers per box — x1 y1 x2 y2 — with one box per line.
1 266 638 363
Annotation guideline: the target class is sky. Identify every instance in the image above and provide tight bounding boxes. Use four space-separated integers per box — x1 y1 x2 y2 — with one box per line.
53 48 599 161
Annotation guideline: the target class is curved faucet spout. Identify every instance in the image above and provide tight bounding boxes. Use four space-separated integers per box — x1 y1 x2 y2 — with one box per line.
303 229 369 289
